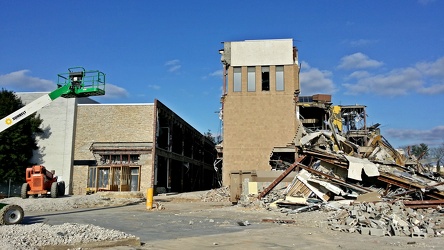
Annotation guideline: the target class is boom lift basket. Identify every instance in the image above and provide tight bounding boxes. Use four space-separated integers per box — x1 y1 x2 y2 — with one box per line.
57 67 106 98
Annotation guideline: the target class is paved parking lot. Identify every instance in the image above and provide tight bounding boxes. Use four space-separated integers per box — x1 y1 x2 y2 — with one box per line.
21 198 444 250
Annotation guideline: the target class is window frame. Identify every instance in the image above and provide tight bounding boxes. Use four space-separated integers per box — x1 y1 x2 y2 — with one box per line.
88 153 141 192
261 66 270 91
276 66 284 91
247 66 256 92
233 67 242 92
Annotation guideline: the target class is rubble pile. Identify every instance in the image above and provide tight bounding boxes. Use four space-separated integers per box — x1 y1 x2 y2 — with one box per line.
259 189 285 205
201 186 231 202
328 201 444 237
236 194 263 208
256 103 444 237
260 111 444 212
0 223 138 249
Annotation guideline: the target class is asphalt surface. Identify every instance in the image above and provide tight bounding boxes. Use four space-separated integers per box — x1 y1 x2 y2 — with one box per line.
22 200 272 245
20 199 444 250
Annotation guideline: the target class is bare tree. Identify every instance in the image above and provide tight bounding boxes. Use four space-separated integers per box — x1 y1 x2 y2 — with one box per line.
431 142 444 173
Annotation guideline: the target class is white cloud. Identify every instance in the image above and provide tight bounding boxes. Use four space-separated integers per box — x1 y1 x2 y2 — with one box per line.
99 83 129 99
165 59 179 66
342 56 444 96
201 69 223 80
0 70 54 91
0 69 130 100
299 61 336 96
416 56 444 94
417 84 444 94
209 69 223 77
416 57 444 78
338 53 383 70
347 70 371 79
148 84 160 90
343 67 422 96
386 125 444 146
165 59 181 72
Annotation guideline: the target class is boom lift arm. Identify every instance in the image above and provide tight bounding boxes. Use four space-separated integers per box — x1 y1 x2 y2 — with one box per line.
0 67 105 133
0 67 105 225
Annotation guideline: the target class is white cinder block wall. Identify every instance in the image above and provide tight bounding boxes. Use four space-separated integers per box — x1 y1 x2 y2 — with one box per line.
17 92 96 194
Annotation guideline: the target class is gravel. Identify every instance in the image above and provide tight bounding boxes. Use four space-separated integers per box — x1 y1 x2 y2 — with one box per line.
0 223 136 249
0 193 145 249
1 193 144 212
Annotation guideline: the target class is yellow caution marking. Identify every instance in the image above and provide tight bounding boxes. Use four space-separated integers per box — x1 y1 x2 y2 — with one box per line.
5 118 12 125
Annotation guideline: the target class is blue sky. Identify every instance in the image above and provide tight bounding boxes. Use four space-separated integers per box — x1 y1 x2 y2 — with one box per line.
1 1 443 149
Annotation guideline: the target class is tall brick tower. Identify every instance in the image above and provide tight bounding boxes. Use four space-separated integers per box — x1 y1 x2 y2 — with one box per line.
219 38 300 185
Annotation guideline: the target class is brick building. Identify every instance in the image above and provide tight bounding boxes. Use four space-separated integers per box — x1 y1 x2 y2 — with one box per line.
14 93 216 196
17 92 98 195
218 39 300 185
72 99 217 195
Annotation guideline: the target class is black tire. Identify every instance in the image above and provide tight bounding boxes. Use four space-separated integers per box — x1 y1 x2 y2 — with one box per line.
57 181 65 197
21 183 29 199
50 182 58 198
0 204 24 225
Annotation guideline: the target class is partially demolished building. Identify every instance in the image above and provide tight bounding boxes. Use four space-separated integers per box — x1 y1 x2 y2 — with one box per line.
217 38 444 210
259 94 444 208
218 38 300 186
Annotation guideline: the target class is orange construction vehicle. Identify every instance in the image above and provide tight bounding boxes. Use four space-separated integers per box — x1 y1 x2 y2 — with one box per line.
0 67 105 224
21 165 65 198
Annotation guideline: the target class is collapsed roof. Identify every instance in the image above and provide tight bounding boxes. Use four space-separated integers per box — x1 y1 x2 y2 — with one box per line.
263 95 444 206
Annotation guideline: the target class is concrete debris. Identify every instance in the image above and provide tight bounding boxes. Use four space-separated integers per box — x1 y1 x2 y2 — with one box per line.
252 101 444 237
327 201 444 238
237 220 251 226
262 218 297 224
0 193 144 249
261 104 444 203
0 223 138 249
200 187 231 202
153 201 165 210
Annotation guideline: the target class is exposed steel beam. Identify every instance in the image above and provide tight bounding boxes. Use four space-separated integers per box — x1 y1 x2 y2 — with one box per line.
258 155 306 199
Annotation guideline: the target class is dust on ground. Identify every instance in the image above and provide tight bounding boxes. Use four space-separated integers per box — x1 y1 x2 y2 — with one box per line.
1 190 444 249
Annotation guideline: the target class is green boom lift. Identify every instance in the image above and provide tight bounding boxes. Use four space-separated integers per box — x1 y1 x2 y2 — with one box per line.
0 67 105 225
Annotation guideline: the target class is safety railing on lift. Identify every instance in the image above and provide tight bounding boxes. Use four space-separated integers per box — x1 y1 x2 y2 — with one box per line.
57 67 106 98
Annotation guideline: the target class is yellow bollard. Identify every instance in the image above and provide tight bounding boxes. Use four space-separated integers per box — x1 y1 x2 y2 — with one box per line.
146 187 153 210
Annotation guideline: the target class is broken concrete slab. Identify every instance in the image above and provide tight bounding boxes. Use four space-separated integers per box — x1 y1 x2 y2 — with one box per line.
344 155 380 181
355 192 382 203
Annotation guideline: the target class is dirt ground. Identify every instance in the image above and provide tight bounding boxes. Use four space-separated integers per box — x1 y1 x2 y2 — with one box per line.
6 191 444 250
108 194 444 250
139 201 443 249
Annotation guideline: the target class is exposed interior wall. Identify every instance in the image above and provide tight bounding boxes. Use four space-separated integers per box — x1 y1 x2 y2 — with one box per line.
154 100 218 193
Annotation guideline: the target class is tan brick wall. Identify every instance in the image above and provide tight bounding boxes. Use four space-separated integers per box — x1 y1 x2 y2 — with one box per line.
73 104 155 195
74 104 155 160
72 165 88 195
139 154 153 193
222 64 300 185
